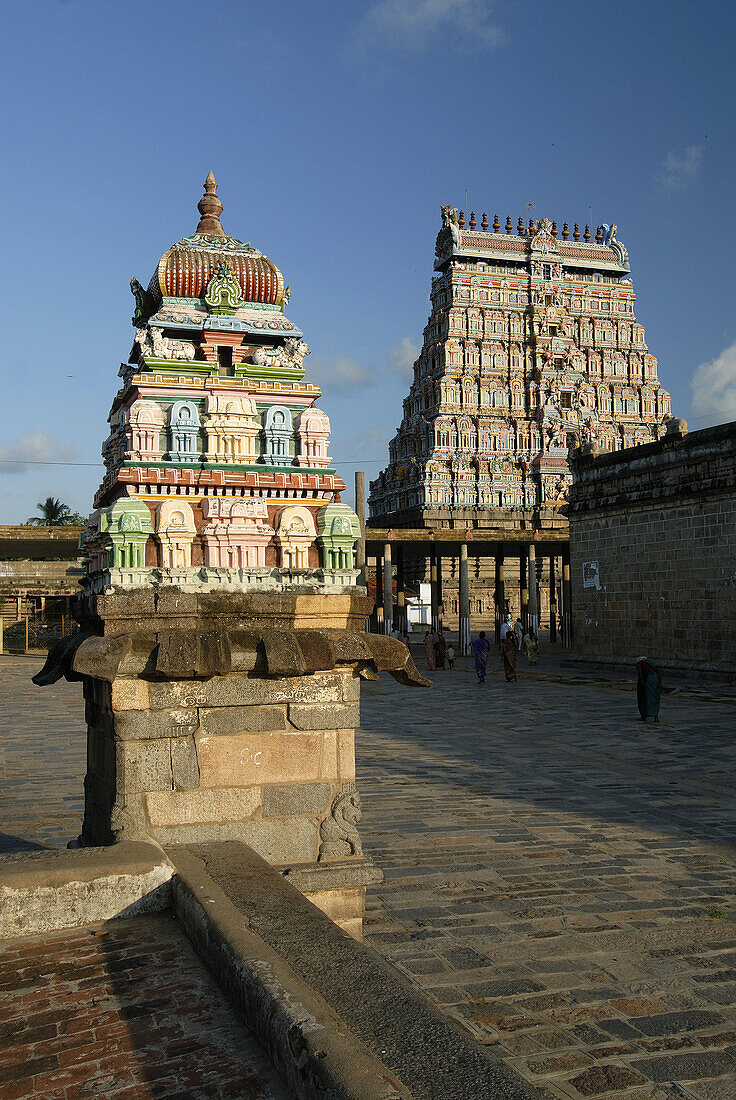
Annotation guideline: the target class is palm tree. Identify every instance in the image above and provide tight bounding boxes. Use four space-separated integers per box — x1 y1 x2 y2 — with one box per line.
26 497 76 526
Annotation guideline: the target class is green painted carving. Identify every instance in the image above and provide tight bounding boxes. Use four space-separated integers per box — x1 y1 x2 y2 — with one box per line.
204 263 243 316
316 503 361 569
102 498 153 569
130 277 155 326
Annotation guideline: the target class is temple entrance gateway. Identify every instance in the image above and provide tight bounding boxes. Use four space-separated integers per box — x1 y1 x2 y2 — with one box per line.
367 207 670 646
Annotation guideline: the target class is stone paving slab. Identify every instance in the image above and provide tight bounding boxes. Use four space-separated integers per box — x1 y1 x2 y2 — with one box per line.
0 658 85 854
0 913 292 1099
3 655 736 1098
357 664 736 1100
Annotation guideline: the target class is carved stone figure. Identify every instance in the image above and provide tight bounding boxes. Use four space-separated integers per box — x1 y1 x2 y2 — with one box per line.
318 784 363 860
136 326 196 361
440 205 461 248
130 278 154 326
553 476 569 500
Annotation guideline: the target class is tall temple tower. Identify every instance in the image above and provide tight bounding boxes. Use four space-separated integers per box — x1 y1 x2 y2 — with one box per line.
367 208 671 631
370 210 670 522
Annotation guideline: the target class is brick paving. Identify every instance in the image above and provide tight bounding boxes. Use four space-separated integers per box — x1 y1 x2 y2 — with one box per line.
358 659 736 1099
0 914 291 1099
3 654 736 1098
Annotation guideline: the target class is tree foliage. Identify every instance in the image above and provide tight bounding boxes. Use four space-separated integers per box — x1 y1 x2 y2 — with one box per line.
25 497 82 526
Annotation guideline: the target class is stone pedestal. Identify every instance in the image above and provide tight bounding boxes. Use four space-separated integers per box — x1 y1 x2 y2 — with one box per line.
35 589 429 938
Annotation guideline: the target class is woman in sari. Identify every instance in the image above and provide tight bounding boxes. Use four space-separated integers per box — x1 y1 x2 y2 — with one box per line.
470 631 490 684
500 632 518 681
636 657 661 723
435 632 446 669
423 630 435 671
523 630 539 665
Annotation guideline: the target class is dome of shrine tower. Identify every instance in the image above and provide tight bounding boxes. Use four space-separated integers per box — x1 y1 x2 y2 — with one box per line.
146 172 285 309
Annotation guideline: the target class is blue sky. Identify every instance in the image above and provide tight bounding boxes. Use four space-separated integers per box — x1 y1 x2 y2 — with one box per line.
1 0 734 521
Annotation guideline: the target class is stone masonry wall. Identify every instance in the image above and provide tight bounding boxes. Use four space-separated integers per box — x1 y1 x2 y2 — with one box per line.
82 668 359 859
568 421 736 670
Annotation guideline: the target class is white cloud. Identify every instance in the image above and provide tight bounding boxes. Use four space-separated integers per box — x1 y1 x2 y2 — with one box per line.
309 351 373 393
332 356 372 389
658 146 703 189
357 0 503 52
690 339 736 427
0 430 78 475
388 336 420 380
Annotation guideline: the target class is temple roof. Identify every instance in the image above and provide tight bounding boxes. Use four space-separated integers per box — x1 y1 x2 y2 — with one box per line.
435 211 630 276
146 174 285 310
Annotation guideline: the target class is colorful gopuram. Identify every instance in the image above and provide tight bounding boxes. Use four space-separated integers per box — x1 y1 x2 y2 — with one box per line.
366 209 672 638
370 210 670 521
83 173 360 590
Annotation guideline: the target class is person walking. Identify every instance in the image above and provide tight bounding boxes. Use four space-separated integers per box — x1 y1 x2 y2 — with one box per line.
500 631 518 681
446 643 456 670
523 629 539 665
470 631 490 684
636 656 662 723
499 617 512 641
435 631 446 670
423 630 435 671
513 617 524 652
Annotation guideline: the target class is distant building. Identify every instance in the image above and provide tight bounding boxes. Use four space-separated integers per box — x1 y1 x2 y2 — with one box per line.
367 209 671 631
0 526 84 624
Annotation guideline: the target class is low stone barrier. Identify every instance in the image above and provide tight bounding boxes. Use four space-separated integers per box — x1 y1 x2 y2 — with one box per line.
0 840 173 939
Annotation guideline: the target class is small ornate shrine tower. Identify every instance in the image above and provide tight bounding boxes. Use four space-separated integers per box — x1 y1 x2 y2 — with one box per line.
84 172 360 589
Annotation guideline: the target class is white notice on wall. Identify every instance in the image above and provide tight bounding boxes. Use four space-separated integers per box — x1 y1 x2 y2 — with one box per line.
582 561 601 590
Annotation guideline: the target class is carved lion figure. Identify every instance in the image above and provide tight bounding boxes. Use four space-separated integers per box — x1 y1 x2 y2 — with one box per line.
318 785 363 861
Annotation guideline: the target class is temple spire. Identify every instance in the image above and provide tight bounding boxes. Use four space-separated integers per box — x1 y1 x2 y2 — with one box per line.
195 171 225 236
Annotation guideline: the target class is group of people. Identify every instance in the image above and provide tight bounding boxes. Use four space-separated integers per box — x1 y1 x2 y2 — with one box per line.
413 624 663 724
467 617 538 684
422 630 456 671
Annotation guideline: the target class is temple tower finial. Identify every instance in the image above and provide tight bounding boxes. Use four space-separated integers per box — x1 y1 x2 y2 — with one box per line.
196 171 225 236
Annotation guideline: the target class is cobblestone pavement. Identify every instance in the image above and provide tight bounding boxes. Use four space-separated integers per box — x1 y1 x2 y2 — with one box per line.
0 914 292 1099
358 662 736 1100
3 656 736 1099
0 657 85 854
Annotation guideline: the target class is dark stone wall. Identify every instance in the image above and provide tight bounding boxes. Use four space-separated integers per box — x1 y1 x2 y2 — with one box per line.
567 422 736 670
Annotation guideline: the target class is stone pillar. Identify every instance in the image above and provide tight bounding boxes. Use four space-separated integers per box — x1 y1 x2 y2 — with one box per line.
34 591 430 940
430 545 440 634
382 542 393 635
437 551 444 632
494 548 505 643
354 471 366 587
395 544 407 635
562 545 572 647
459 543 470 656
528 542 539 634
374 552 384 634
520 548 529 631
549 555 558 643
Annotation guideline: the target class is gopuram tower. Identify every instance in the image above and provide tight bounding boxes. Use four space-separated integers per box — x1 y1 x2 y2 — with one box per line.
85 172 362 583
367 209 671 645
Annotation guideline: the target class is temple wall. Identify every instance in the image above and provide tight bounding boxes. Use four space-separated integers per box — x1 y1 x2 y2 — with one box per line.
568 422 736 671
